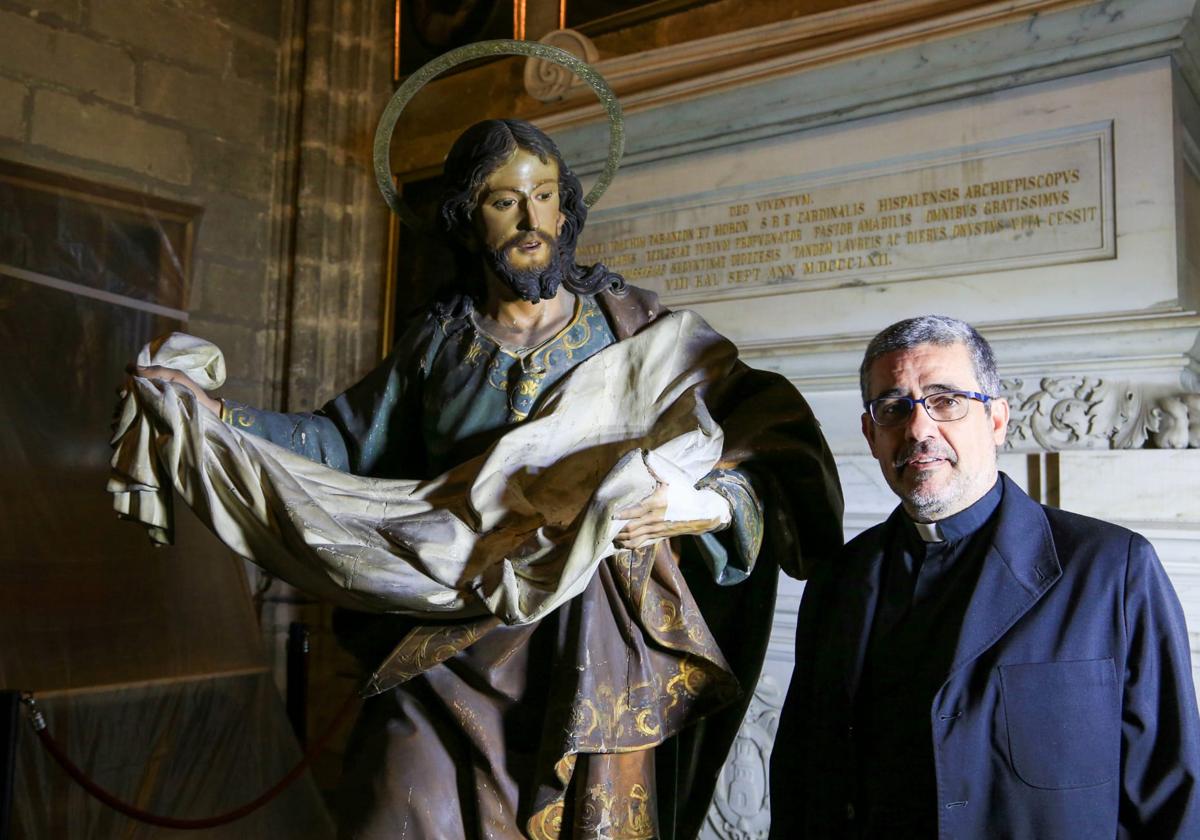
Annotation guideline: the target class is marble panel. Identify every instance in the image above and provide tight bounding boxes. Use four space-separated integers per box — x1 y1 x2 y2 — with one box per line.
579 123 1113 305
587 61 1178 349
1055 449 1200 522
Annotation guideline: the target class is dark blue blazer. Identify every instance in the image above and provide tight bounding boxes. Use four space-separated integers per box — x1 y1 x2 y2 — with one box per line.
770 474 1200 839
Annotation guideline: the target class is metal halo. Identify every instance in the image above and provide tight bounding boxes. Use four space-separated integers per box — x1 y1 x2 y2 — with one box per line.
373 39 624 231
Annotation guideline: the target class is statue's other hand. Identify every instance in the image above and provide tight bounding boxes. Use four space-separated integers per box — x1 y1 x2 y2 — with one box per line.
612 483 725 549
129 364 223 416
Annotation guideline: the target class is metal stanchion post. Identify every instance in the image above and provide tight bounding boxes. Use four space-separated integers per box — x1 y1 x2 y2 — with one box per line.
286 622 310 746
0 691 19 840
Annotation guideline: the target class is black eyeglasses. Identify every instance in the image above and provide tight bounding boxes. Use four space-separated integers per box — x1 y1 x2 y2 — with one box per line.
865 390 993 427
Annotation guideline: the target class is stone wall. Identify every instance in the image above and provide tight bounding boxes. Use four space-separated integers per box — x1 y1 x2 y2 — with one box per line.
0 0 288 405
0 0 396 795
0 0 392 403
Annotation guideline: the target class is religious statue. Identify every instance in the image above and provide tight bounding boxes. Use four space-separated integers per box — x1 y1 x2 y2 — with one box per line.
111 43 843 840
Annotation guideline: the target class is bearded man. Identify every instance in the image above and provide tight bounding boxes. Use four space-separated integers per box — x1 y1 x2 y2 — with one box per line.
129 119 843 839
770 315 1200 839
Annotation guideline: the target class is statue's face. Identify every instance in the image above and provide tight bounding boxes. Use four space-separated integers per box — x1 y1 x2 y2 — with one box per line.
474 148 566 275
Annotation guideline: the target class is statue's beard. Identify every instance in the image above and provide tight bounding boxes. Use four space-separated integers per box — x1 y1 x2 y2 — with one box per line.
484 232 570 304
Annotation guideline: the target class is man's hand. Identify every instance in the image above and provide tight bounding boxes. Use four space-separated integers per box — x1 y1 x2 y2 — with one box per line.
613 483 725 549
130 364 223 416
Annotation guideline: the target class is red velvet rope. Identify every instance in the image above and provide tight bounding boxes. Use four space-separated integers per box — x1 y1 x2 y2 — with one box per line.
25 688 359 829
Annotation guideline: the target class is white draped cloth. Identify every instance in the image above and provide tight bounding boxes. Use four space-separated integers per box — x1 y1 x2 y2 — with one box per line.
109 311 735 626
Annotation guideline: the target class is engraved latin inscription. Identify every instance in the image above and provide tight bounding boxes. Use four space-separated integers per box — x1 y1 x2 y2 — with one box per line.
577 129 1111 302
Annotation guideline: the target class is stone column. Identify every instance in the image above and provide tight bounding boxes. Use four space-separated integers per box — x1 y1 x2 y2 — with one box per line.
273 0 394 412
258 0 395 790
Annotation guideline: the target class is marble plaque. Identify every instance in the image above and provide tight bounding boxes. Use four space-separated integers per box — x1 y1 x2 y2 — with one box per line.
578 123 1114 304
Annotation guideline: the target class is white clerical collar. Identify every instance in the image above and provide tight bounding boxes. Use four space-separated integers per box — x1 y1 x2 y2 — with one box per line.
904 478 1005 545
911 520 944 543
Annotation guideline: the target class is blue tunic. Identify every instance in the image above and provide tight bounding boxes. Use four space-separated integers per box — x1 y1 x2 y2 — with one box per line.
422 293 616 472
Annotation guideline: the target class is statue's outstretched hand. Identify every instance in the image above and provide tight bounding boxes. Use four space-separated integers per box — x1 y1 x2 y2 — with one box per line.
612 482 728 549
127 364 223 416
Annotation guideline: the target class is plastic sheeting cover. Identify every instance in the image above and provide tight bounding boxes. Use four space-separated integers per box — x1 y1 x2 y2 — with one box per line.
1 160 334 835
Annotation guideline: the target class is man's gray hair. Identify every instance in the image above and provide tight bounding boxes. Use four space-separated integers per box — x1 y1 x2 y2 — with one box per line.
859 314 1000 402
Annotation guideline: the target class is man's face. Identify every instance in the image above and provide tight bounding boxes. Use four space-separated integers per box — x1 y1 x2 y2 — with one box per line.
862 341 1009 522
473 148 566 301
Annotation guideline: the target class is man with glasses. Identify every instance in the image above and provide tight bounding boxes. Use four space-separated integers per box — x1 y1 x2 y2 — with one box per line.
770 314 1200 839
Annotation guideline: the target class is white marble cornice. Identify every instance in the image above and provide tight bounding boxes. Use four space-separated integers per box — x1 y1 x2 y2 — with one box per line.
550 0 1200 174
735 308 1200 390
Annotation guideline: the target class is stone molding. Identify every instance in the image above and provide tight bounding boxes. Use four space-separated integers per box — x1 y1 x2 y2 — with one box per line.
734 309 1200 392
540 0 1200 173
547 0 1085 113
390 0 1200 180
544 0 1104 117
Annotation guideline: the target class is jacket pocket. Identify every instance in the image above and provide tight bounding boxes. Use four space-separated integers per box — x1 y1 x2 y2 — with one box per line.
999 658 1119 789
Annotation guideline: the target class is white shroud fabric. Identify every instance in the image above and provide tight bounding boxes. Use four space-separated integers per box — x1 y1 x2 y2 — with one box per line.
109 312 735 626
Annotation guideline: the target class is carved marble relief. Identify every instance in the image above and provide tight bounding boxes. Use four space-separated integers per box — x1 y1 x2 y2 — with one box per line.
1149 393 1200 448
1001 377 1200 451
700 675 784 840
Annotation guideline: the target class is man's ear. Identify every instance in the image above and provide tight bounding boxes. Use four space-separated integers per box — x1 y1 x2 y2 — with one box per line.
990 397 1010 447
555 209 566 236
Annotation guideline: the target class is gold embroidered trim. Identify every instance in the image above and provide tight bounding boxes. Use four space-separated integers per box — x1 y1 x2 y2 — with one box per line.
468 295 611 421
364 616 500 694
222 403 256 428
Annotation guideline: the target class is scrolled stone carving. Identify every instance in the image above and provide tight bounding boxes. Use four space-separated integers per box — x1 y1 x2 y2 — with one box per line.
1002 376 1137 450
1002 377 1200 451
523 29 600 102
701 675 784 840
